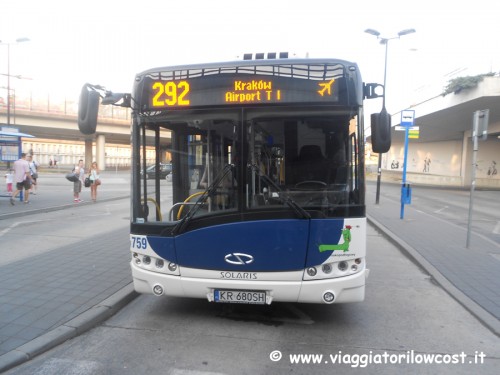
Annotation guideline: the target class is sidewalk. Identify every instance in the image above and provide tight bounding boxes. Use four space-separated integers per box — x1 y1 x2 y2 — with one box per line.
0 170 131 220
366 183 500 337
0 171 136 372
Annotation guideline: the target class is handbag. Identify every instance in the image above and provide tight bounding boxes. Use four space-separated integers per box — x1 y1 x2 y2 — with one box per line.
66 172 79 182
84 176 91 187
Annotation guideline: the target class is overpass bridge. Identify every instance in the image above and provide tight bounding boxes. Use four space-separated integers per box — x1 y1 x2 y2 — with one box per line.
0 100 170 170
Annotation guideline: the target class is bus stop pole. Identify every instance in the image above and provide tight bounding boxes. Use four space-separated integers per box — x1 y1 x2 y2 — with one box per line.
400 125 409 219
466 121 479 248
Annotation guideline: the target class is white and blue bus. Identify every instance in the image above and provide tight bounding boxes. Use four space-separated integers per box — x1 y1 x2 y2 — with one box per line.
79 55 390 305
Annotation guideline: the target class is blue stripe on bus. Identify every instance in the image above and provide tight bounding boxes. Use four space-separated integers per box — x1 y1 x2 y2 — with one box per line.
147 218 345 271
305 219 345 267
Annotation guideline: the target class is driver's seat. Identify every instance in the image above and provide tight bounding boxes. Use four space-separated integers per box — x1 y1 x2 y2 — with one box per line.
293 145 327 184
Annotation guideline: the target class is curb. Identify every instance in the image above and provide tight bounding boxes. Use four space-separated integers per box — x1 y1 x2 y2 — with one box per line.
367 214 500 337
0 195 130 221
0 284 138 373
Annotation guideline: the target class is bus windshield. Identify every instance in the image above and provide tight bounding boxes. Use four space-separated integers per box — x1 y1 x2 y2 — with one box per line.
135 107 362 226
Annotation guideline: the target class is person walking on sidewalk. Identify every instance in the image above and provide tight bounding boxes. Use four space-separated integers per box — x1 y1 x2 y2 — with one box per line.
5 168 13 195
88 161 101 202
11 153 34 205
73 159 85 203
27 154 39 195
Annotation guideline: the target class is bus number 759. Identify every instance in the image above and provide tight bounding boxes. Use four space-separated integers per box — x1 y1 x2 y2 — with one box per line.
131 236 148 250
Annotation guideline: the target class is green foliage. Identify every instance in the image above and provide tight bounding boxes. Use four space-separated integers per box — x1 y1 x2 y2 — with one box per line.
442 73 495 95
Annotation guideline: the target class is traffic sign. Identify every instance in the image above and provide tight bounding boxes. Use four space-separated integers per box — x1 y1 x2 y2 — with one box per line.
409 127 420 139
401 110 415 127
400 109 416 219
395 126 419 132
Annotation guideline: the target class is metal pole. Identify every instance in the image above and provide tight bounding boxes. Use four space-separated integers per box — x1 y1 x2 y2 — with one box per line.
400 124 409 219
466 117 479 248
7 43 11 125
375 39 389 204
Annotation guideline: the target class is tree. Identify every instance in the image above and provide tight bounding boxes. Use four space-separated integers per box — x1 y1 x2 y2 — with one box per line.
442 73 495 96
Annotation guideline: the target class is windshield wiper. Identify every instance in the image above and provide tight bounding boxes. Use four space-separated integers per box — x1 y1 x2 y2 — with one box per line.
249 164 310 219
172 164 235 235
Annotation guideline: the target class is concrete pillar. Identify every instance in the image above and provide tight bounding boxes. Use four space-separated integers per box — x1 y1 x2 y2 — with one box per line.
96 134 106 171
85 138 93 170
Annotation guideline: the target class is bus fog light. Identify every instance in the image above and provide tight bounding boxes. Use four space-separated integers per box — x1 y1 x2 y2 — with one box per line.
152 284 164 296
323 291 335 304
322 264 332 274
168 263 177 272
355 258 362 265
156 259 164 268
134 257 141 265
143 256 151 265
307 267 317 277
338 261 348 271
351 264 358 272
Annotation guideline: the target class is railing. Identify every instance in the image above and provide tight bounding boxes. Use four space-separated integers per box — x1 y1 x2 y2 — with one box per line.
0 91 130 121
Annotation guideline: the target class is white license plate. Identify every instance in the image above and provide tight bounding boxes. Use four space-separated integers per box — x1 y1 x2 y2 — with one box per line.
214 290 266 304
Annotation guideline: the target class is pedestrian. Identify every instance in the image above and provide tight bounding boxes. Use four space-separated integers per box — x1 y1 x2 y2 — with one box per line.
27 155 39 195
88 161 101 202
73 159 85 203
5 168 13 194
10 153 34 205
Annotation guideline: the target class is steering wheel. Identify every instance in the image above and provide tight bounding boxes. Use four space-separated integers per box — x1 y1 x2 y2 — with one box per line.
295 180 327 189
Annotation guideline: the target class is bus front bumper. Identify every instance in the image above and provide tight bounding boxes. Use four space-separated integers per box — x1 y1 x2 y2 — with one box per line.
131 262 368 304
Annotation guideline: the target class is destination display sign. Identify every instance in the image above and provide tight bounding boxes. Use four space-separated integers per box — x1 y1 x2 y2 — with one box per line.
141 74 340 110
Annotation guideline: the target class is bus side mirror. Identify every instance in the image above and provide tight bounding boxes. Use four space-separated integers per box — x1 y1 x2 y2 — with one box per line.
371 108 391 153
78 84 100 135
364 83 384 99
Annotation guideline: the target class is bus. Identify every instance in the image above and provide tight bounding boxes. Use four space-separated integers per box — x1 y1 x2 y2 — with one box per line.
79 55 390 305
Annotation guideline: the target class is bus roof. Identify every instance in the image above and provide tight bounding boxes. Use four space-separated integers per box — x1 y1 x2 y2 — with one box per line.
135 58 360 81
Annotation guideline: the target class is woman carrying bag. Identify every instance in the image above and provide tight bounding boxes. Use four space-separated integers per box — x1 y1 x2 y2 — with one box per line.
88 161 101 202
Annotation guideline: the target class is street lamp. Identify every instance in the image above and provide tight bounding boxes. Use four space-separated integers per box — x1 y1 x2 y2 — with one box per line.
1 37 30 126
365 28 415 204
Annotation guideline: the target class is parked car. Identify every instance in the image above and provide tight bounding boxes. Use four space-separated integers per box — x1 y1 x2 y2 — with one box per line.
142 163 172 179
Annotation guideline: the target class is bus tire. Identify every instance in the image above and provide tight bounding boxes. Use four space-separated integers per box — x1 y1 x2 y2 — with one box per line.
78 84 100 135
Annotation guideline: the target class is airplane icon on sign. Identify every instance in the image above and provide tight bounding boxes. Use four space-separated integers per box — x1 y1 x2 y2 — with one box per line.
317 79 335 96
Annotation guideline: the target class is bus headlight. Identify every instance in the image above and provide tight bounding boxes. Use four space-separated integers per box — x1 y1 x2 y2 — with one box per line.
152 284 164 296
307 267 317 277
338 261 348 272
303 258 364 280
322 291 335 304
131 252 179 275
168 263 177 272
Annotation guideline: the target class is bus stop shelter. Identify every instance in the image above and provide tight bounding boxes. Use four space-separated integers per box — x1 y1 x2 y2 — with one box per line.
0 127 35 163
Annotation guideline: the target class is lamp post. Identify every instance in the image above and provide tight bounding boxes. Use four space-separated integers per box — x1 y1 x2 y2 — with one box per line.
365 28 415 204
1 37 30 126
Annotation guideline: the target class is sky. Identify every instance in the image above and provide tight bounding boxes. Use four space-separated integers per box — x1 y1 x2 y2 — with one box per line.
1 0 500 115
